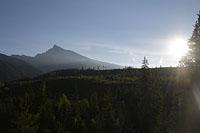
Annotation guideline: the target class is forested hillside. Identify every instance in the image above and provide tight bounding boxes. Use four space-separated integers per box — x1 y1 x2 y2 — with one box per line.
0 68 193 133
0 54 41 81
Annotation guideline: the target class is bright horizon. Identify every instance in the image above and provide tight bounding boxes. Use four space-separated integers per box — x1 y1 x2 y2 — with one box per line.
0 0 199 67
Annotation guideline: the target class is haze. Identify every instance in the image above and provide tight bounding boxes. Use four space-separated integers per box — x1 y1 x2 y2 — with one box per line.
0 0 199 67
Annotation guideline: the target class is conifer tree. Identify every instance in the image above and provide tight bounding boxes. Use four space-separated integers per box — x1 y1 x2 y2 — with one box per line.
56 94 72 132
182 11 200 66
142 56 149 69
11 93 38 133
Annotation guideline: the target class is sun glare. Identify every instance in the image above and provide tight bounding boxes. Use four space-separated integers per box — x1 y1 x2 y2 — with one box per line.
168 37 188 59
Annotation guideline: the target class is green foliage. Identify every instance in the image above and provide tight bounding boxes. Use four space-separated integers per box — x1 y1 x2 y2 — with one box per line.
10 93 38 133
0 68 188 133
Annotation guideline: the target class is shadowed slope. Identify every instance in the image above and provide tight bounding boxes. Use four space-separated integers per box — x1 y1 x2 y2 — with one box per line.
12 45 123 72
0 53 41 81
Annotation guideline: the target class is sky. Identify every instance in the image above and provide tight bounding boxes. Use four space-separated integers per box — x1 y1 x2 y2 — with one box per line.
0 0 200 67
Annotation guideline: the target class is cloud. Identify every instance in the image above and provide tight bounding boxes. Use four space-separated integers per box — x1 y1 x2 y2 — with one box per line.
70 37 181 67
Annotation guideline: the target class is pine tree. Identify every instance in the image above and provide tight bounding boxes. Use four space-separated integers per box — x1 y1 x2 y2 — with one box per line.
182 11 200 66
10 93 38 133
56 94 72 132
142 56 149 69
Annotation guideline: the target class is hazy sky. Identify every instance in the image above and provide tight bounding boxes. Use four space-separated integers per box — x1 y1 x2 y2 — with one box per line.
0 0 199 67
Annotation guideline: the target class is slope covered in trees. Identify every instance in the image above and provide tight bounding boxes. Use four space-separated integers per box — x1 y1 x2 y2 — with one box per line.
0 68 190 133
0 53 41 81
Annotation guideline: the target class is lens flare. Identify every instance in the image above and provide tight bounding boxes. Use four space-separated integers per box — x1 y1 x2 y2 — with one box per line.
168 38 189 59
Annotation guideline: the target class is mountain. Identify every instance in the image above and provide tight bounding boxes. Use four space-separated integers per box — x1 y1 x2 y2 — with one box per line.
12 45 123 72
0 53 41 81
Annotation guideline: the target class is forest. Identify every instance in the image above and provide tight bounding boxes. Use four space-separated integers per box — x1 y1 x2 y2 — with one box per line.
0 67 191 133
0 12 200 133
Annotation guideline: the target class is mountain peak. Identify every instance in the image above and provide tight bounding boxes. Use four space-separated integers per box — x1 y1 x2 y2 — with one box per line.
52 44 63 50
53 44 60 48
11 44 122 72
45 44 67 54
49 45 77 55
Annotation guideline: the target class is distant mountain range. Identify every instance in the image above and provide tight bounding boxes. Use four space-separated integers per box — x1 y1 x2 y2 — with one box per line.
12 45 123 72
0 54 40 81
0 45 123 81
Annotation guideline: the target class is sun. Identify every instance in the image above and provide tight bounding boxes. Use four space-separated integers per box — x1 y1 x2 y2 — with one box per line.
168 37 189 59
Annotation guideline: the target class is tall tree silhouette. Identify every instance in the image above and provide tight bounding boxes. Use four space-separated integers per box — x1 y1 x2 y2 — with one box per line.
142 56 149 69
182 11 200 66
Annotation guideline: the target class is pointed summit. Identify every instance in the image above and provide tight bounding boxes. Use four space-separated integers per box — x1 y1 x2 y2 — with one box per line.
46 44 67 54
53 44 61 49
48 44 78 55
11 45 122 72
51 44 63 51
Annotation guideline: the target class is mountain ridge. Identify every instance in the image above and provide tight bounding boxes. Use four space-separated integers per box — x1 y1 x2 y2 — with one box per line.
0 53 41 81
12 45 123 72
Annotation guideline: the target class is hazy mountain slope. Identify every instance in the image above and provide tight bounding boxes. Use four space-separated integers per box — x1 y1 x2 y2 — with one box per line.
0 54 41 81
12 45 123 72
